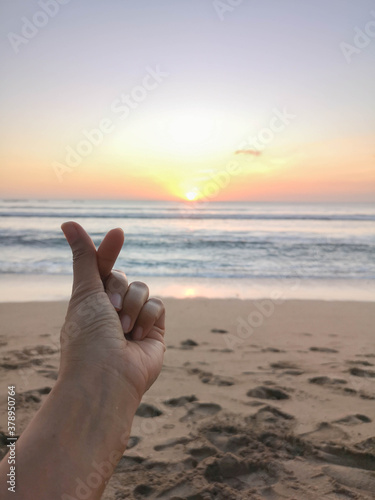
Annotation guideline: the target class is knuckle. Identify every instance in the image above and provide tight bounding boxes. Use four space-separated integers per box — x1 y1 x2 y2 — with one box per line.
130 281 149 294
106 272 128 294
111 269 128 283
148 297 164 309
72 247 94 263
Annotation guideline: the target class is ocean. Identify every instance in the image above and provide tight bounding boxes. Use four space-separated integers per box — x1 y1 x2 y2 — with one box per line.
0 199 374 301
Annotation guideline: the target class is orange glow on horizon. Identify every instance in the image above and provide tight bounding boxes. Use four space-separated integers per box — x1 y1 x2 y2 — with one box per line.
1 135 374 202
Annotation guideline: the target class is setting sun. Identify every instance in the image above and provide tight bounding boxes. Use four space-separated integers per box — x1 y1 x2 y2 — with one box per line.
185 191 198 201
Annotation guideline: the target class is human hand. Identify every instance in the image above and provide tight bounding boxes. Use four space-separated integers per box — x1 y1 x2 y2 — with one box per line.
59 221 166 405
0 222 166 500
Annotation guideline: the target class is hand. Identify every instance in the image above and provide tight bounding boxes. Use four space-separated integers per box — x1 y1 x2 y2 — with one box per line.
0 222 166 500
59 221 166 405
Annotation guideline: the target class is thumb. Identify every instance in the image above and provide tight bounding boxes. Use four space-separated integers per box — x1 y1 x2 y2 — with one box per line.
61 221 102 296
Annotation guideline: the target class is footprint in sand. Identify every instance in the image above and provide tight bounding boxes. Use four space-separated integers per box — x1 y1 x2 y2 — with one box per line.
126 436 141 449
333 414 371 426
309 376 374 399
23 345 58 356
180 339 199 349
261 347 285 353
247 386 290 400
249 405 295 424
323 465 375 494
180 402 222 422
163 395 198 407
1 345 58 370
133 484 154 498
209 348 233 353
301 422 349 443
309 376 347 386
270 361 300 370
150 478 202 499
153 436 192 451
116 455 145 472
210 328 228 334
135 403 163 418
310 347 339 353
1 351 40 370
37 369 58 380
0 361 29 370
354 436 375 453
187 367 235 386
346 360 374 367
349 367 375 378
244 400 265 407
317 443 375 471
203 423 252 454
188 445 217 461
200 373 235 386
245 405 296 436
283 369 304 376
17 386 52 406
118 407 375 500
203 453 278 490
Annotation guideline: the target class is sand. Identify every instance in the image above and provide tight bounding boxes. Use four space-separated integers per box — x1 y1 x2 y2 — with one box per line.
0 298 374 499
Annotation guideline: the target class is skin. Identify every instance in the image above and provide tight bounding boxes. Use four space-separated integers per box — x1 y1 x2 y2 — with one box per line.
0 222 166 499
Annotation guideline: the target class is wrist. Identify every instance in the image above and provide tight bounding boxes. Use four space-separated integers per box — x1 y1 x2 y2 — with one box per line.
10 371 140 499
55 368 141 431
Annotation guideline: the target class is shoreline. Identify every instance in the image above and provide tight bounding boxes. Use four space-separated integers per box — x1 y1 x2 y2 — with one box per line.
0 274 374 302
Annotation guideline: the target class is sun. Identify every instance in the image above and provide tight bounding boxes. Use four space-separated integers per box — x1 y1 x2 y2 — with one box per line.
185 191 198 201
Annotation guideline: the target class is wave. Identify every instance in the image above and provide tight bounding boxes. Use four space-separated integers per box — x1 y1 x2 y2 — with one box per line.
0 233 373 250
0 264 373 280
1 201 374 280
1 211 374 221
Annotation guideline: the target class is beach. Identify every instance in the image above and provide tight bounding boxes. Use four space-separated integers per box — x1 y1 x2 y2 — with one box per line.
2 0 375 496
1 298 374 499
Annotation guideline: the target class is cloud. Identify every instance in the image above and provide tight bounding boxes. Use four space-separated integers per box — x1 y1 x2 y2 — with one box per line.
235 149 262 156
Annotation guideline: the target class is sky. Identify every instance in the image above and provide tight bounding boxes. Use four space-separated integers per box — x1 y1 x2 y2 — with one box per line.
1 0 374 202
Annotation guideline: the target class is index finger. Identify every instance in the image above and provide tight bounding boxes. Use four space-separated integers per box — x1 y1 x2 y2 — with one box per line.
97 228 125 280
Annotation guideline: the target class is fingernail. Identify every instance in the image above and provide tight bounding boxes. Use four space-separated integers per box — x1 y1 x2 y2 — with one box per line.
108 293 122 310
61 222 78 245
133 327 143 341
121 315 131 332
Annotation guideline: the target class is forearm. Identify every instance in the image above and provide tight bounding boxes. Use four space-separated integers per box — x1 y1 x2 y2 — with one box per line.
0 374 139 499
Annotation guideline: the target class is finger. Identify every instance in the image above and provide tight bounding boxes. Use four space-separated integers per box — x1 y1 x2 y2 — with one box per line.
132 297 165 341
97 228 124 281
61 221 102 295
119 281 149 333
105 270 129 311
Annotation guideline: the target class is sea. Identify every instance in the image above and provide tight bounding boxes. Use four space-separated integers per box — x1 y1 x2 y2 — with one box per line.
0 199 374 301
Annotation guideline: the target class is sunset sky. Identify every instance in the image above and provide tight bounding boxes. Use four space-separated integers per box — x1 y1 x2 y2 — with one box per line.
1 0 374 202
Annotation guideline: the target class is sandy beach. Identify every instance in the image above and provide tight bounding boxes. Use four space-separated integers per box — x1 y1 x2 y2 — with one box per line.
0 298 374 499
2 0 375 496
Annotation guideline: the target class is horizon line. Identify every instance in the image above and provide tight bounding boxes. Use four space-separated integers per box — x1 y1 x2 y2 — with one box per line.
1 197 374 205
